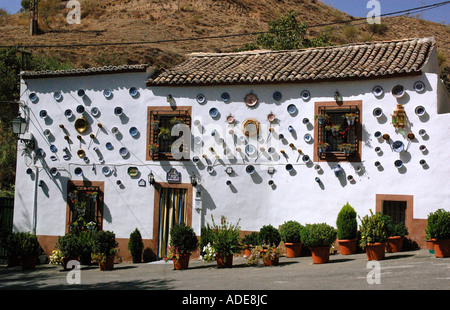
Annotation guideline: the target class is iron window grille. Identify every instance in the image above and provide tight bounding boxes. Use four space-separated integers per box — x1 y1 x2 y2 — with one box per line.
317 105 360 158
149 110 191 160
67 185 102 232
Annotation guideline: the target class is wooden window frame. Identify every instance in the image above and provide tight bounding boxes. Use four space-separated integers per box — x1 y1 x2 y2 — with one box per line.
146 106 192 161
313 100 362 162
65 180 104 234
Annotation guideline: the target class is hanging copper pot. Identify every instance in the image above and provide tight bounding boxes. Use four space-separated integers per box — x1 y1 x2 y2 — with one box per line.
74 117 90 134
77 149 86 158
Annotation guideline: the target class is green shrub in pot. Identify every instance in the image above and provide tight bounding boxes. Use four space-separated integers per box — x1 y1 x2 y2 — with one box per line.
128 228 144 263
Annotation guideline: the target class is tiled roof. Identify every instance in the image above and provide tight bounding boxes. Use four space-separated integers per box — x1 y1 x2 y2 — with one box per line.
21 64 150 79
146 37 436 86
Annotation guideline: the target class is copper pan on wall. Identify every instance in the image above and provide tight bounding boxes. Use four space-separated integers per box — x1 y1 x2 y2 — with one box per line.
74 117 90 134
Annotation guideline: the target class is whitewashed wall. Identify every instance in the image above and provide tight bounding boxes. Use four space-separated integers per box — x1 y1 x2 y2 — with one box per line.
14 70 450 241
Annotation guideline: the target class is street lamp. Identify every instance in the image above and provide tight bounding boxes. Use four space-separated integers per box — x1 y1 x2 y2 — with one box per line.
11 115 34 149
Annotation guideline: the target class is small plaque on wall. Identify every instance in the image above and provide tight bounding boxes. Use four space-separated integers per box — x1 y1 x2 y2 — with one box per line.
166 168 181 183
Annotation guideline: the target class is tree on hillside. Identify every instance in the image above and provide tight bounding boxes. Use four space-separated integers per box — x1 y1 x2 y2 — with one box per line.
0 48 72 194
242 11 331 51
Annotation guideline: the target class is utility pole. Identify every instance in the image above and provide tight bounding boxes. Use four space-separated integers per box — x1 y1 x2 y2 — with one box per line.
29 0 39 36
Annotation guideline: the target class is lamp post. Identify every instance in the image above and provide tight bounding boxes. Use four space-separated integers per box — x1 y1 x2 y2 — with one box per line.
11 115 34 149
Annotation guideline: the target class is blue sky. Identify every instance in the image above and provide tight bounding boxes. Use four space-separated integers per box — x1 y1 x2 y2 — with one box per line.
320 0 449 24
0 0 448 24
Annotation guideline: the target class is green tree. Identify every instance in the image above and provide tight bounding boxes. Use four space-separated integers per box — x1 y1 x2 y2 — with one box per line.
255 11 331 51
0 48 73 193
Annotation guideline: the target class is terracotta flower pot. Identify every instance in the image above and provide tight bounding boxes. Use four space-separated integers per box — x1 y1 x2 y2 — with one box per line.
173 253 190 270
244 245 253 258
386 236 403 253
365 243 385 261
426 239 436 254
434 239 450 258
99 255 115 271
310 246 330 264
337 239 357 255
216 254 233 268
263 256 279 266
63 256 79 271
19 256 37 270
284 242 302 258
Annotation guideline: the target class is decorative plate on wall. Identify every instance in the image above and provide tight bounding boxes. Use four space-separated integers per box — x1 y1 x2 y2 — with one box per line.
102 166 111 176
242 118 260 137
273 91 282 101
287 104 297 115
373 107 383 118
119 147 129 157
129 87 138 97
91 107 100 117
53 92 63 101
372 86 384 97
392 85 405 98
129 127 139 137
226 114 235 124
196 94 206 104
392 141 404 153
244 93 258 107
414 81 425 93
245 165 255 174
106 142 113 150
221 92 230 102
29 93 38 102
74 167 83 176
77 89 85 97
301 90 310 101
245 144 257 156
103 89 113 99
267 113 276 122
65 109 73 118
209 107 219 118
39 110 48 118
74 117 90 134
76 105 85 114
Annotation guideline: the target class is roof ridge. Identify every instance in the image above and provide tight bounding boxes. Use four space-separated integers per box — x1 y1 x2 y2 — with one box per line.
187 37 436 58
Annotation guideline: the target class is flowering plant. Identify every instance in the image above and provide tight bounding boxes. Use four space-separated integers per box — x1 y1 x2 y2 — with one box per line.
246 244 283 266
49 249 63 265
149 143 159 151
201 243 216 263
163 246 183 262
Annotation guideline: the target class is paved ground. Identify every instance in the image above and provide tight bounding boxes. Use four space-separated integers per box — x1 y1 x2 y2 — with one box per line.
0 249 448 292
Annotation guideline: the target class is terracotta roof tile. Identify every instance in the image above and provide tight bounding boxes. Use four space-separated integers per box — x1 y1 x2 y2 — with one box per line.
147 37 436 86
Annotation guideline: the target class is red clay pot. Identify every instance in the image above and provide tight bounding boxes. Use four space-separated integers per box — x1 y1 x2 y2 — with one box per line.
365 243 385 261
63 256 79 271
337 239 357 255
434 239 450 258
216 254 233 268
426 239 436 254
19 256 37 270
173 253 190 270
263 256 279 266
243 245 253 258
386 236 403 253
284 242 302 258
99 255 115 271
310 246 330 264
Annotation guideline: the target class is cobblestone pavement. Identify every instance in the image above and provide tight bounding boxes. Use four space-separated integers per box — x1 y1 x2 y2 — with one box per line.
0 249 448 291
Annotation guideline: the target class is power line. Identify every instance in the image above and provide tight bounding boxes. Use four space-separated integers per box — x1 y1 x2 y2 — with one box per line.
0 1 448 49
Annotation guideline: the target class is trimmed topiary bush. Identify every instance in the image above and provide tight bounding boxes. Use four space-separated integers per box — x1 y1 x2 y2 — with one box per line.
336 202 357 240
128 228 144 263
258 224 281 246
279 220 304 243
301 223 337 248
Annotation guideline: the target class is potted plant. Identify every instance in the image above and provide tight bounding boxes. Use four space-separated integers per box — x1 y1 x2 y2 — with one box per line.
164 223 198 270
317 142 330 154
386 222 408 253
246 244 283 266
16 232 42 270
56 233 81 270
279 220 304 258
359 210 390 261
241 232 259 257
91 230 118 271
425 209 450 258
336 202 358 255
127 228 144 263
315 114 330 125
148 143 159 154
343 112 358 125
78 230 94 265
338 143 356 155
202 215 241 268
158 127 170 140
4 231 20 267
325 124 341 136
151 120 159 129
170 117 185 125
301 223 337 264
258 224 281 247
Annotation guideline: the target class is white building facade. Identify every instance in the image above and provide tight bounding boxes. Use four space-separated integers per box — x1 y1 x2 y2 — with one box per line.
13 37 450 261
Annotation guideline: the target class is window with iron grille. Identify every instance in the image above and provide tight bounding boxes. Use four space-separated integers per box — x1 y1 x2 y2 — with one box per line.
314 101 362 162
147 107 191 161
382 201 407 226
67 183 103 233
